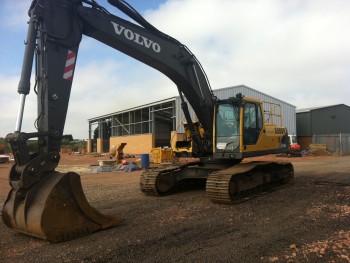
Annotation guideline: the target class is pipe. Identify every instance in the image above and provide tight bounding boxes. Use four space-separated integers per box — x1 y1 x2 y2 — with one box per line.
18 12 37 95
15 94 27 132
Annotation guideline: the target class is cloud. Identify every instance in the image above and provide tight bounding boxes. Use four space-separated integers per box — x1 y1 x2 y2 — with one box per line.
144 0 350 108
1 0 350 139
0 0 31 31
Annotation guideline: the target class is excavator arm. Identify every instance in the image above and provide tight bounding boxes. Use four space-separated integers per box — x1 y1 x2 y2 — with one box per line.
14 0 214 158
3 0 215 242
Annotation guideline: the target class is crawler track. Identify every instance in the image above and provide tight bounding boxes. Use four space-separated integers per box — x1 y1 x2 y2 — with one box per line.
140 161 294 204
140 162 201 195
206 162 294 204
140 169 159 196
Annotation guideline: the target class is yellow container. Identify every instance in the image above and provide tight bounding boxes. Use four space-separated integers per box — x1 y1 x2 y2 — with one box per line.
150 148 173 163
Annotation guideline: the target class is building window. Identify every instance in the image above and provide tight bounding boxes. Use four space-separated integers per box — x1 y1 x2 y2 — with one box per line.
89 100 174 139
111 107 152 136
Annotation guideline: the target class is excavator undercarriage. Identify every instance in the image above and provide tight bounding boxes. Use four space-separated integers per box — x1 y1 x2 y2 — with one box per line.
140 160 294 204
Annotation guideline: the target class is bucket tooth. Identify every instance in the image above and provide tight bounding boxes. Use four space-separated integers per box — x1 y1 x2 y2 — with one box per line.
2 171 124 242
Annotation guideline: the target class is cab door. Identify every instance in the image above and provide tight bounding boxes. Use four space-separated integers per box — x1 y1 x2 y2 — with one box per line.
243 102 263 145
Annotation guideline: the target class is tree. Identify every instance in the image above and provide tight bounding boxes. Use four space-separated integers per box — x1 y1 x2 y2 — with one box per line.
61 134 74 145
62 134 73 141
0 137 11 154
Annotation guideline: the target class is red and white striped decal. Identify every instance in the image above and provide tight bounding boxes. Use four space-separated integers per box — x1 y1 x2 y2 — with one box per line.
63 50 76 81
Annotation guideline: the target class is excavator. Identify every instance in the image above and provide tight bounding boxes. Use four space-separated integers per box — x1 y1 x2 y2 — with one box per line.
3 0 294 242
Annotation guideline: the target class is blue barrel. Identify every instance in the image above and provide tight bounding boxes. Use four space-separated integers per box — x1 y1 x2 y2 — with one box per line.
140 154 150 169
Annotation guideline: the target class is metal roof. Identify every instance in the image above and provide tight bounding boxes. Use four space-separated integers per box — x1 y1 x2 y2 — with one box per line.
88 97 176 122
216 85 296 108
296 104 349 113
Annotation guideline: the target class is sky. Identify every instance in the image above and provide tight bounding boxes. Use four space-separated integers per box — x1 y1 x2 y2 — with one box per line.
0 0 349 139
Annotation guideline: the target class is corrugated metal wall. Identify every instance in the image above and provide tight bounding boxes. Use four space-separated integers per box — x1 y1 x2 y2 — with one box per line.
175 85 296 135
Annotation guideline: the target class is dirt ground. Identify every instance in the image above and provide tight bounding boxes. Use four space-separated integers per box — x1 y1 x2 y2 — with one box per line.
0 154 349 263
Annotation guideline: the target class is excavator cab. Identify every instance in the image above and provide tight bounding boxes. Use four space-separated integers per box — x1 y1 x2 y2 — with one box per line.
214 94 289 160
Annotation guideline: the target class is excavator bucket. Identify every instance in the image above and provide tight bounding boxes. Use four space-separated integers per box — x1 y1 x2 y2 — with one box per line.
2 171 125 242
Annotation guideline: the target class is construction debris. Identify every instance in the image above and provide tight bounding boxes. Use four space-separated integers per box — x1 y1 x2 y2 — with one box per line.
309 144 330 156
109 143 127 162
89 161 139 173
0 155 10 163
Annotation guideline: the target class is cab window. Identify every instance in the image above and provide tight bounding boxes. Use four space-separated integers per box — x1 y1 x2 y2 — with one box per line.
243 102 263 145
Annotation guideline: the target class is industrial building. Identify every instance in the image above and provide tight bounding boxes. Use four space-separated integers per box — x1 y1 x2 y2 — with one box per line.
296 104 350 153
87 85 296 154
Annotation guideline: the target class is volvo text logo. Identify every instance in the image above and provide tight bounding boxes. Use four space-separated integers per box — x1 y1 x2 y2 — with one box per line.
111 21 161 53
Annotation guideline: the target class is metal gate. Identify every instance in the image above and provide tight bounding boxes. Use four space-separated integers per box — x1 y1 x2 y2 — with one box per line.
313 133 350 155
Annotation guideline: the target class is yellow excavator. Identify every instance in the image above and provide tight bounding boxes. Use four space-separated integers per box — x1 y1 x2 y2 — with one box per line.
140 94 293 203
3 0 293 242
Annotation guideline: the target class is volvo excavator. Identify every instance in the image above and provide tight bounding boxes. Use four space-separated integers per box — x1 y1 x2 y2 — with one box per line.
3 0 294 242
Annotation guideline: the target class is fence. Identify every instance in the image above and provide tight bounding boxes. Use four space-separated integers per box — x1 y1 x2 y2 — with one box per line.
313 133 350 155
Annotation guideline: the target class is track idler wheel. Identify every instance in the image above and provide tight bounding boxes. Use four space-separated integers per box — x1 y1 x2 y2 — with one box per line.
2 171 124 242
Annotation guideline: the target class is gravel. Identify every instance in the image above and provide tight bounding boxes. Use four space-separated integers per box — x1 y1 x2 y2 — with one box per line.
0 155 349 262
